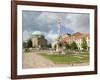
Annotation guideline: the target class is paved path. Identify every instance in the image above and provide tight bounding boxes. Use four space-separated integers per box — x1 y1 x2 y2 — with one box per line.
22 52 55 69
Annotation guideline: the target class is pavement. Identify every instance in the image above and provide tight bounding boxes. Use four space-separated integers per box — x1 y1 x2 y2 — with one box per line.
22 52 55 68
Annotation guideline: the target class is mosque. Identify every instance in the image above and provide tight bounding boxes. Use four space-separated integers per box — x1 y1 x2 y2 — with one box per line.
31 31 47 49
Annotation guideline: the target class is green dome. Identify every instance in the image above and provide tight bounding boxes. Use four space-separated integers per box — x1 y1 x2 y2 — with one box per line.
32 31 43 36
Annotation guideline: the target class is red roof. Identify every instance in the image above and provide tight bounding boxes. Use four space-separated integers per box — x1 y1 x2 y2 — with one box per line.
73 32 82 36
61 32 90 42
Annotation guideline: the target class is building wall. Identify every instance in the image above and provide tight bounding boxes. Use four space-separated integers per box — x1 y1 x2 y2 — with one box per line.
32 37 38 47
62 33 89 50
31 36 47 48
38 38 47 47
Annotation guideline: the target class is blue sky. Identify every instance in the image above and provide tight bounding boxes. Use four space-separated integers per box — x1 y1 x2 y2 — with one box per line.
22 10 90 43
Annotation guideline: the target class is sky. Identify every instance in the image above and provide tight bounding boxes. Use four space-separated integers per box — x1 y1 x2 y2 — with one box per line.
22 10 90 43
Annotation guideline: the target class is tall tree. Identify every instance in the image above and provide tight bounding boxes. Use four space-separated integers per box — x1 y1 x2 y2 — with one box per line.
23 39 32 48
70 41 78 50
65 42 71 49
81 37 87 50
27 39 32 48
23 41 27 48
47 43 52 48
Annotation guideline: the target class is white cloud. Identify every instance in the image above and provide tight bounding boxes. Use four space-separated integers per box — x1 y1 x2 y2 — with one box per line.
36 12 70 27
65 14 90 32
45 30 59 43
35 12 89 33
23 30 31 41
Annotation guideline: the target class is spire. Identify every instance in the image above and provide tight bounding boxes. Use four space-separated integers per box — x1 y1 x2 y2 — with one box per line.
57 16 61 36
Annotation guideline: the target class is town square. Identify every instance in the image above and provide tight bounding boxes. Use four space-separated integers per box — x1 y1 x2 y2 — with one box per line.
22 11 90 68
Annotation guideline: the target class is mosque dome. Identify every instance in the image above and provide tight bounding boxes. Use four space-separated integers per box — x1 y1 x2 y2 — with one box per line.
32 31 43 36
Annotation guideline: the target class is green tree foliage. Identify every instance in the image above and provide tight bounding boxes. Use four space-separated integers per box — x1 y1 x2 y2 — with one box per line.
47 43 52 48
23 39 32 48
23 42 27 48
27 39 32 48
70 41 78 50
65 42 71 49
81 37 87 50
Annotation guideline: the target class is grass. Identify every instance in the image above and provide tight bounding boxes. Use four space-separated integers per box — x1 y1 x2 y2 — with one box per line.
40 52 89 64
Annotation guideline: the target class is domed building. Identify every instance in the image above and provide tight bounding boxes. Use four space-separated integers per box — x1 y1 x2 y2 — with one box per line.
31 31 47 48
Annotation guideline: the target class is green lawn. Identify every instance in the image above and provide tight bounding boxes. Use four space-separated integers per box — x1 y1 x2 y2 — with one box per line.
40 53 89 64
